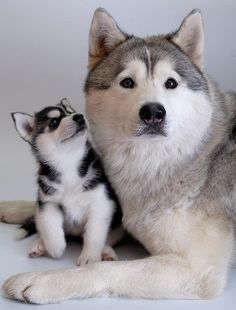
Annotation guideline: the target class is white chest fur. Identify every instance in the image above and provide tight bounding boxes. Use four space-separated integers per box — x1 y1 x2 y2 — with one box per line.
95 138 208 254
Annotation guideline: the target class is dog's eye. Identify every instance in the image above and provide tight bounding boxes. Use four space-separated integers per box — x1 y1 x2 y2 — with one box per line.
120 78 135 89
165 78 178 89
49 118 60 129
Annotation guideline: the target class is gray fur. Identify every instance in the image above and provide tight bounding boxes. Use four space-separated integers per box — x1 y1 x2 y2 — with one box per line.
85 36 208 93
84 8 236 298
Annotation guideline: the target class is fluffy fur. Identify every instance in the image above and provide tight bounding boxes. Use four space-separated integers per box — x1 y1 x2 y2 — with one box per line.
10 99 123 265
1 8 236 304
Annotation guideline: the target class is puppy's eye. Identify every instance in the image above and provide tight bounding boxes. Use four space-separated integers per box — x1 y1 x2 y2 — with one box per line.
49 118 60 129
120 78 135 89
165 78 178 89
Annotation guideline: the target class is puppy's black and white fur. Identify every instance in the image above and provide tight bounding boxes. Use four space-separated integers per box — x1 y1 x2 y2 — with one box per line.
12 99 123 265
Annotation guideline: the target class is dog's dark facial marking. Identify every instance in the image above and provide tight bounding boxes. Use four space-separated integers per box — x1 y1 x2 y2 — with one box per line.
33 101 76 136
39 162 61 183
174 62 208 92
84 62 125 91
34 107 65 134
85 36 208 94
147 38 208 93
38 178 56 196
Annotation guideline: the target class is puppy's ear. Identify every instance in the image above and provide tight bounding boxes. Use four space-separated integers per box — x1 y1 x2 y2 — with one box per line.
171 9 204 70
88 8 129 70
11 112 34 143
58 98 76 114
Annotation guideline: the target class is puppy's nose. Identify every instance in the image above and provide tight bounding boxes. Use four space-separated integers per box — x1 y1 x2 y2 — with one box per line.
139 103 166 125
73 114 84 123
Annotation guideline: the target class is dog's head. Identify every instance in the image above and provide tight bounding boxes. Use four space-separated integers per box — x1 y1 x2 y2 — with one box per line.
85 9 213 158
12 99 88 159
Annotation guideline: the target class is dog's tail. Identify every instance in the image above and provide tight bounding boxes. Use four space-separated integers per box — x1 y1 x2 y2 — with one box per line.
0 201 35 224
0 201 36 239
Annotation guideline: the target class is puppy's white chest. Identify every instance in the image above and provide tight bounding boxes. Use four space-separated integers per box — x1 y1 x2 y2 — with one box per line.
62 182 89 220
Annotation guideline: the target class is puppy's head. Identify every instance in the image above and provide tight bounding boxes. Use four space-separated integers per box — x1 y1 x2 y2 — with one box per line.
85 8 213 158
12 99 88 158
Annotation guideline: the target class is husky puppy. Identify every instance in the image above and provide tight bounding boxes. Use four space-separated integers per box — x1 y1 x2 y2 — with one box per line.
11 99 123 265
2 8 236 304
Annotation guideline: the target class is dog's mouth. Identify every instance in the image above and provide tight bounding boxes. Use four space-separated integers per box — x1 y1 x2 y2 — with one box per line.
60 125 86 143
136 123 166 137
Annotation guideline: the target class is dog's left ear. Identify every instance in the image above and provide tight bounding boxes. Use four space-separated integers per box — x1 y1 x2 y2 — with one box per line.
11 112 34 143
171 9 204 70
88 8 129 70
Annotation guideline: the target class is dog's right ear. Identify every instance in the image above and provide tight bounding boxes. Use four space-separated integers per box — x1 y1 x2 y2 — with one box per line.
88 8 129 70
11 112 34 143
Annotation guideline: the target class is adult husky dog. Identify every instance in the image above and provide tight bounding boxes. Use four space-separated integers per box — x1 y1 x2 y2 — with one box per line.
1 8 236 304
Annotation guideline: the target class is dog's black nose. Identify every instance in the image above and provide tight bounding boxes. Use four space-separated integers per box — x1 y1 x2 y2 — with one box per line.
139 103 166 125
73 114 84 123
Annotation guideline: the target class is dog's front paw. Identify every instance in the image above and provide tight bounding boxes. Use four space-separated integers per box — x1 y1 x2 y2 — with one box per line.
44 238 66 259
102 245 118 261
3 272 45 304
28 239 46 258
76 252 101 266
3 271 65 304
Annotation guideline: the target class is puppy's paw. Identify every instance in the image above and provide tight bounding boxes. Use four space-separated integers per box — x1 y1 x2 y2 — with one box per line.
76 252 101 266
102 245 118 261
45 238 66 259
28 239 45 258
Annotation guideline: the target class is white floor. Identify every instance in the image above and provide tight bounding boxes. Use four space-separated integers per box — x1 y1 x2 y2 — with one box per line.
0 223 235 309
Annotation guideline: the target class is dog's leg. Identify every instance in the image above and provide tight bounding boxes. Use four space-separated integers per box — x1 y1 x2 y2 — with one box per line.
0 201 35 224
2 254 228 304
77 202 112 266
36 203 66 259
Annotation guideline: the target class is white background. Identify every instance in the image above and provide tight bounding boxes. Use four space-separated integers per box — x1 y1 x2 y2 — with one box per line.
0 0 236 200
